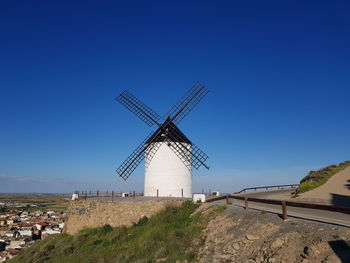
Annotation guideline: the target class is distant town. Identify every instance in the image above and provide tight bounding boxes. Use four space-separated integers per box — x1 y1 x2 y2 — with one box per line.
0 200 66 262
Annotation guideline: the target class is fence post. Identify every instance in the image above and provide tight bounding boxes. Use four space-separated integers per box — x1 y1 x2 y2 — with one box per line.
97 190 99 199
226 195 229 204
181 188 183 198
281 201 287 220
245 197 248 210
112 191 114 202
157 189 159 198
133 190 135 199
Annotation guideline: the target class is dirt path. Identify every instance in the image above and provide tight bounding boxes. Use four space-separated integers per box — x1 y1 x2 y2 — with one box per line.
299 166 350 206
248 167 350 206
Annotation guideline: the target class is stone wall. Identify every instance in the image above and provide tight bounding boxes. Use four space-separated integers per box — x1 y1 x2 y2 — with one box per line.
64 200 183 235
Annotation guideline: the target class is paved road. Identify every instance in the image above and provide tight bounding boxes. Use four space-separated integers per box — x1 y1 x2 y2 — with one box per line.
239 188 294 198
219 189 350 228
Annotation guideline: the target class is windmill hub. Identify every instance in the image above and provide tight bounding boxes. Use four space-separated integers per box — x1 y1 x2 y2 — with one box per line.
115 83 209 198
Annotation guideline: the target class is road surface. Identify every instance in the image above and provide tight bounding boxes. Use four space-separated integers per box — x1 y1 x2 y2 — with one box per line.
216 189 350 228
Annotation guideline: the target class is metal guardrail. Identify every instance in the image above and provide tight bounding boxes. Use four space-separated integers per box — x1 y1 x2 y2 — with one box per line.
206 194 350 220
235 184 299 194
74 190 141 201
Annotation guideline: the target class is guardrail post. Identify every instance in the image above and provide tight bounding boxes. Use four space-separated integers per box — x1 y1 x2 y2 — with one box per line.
281 201 287 220
245 197 248 210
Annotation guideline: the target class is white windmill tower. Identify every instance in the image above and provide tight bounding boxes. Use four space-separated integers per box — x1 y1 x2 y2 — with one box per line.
115 83 209 198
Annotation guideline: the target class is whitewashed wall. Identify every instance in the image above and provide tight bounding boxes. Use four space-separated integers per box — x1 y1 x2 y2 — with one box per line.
144 142 192 198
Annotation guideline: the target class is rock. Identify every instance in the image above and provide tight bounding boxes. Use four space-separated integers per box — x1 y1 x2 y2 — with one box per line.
232 242 240 250
255 257 262 263
304 246 320 259
155 258 167 263
270 237 284 249
214 254 233 261
225 246 236 255
246 234 259 241
268 258 276 263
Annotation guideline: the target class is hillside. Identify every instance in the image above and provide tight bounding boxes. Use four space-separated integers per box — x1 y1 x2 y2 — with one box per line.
296 162 350 206
296 161 350 194
8 202 350 263
8 201 204 263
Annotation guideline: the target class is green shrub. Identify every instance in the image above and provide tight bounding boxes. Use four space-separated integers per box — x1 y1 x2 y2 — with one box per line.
134 216 149 226
215 205 227 213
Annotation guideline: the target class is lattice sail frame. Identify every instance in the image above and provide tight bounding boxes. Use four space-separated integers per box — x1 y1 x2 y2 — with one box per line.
116 91 161 127
116 132 154 180
115 83 209 180
164 83 209 125
165 128 209 170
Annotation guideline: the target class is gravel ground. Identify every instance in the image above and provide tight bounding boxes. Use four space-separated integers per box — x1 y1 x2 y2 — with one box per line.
195 203 350 263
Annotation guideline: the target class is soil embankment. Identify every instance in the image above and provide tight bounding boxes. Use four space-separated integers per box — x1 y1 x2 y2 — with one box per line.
65 200 182 234
197 203 350 263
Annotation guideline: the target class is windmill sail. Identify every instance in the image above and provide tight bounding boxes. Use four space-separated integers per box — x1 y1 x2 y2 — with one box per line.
165 83 209 125
116 90 161 127
116 132 156 180
115 82 210 182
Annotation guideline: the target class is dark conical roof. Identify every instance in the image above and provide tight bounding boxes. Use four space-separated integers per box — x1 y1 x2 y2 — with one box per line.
146 120 192 145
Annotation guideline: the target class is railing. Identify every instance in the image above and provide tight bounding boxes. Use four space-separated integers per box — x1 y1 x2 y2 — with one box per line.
235 184 299 194
73 190 141 201
206 194 350 220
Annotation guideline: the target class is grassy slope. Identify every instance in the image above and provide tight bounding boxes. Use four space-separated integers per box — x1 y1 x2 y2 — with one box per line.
296 161 350 194
8 201 203 263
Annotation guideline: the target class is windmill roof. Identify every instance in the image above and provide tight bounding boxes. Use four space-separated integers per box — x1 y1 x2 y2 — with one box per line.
146 121 192 144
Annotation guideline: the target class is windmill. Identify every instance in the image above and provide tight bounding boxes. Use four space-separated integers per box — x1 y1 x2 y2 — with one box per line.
115 83 209 198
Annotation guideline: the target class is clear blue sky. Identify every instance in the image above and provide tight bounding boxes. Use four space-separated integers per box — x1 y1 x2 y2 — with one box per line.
0 1 349 193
